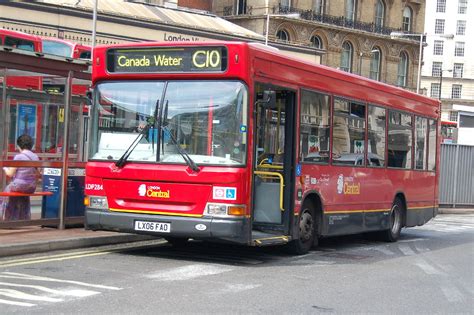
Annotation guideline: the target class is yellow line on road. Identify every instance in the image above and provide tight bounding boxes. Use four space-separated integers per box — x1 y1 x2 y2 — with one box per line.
0 239 168 268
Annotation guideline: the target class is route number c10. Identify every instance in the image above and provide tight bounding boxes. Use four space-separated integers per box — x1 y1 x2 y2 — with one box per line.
192 50 221 68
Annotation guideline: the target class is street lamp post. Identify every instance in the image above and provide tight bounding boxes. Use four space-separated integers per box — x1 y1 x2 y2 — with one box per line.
390 32 454 94
439 69 452 100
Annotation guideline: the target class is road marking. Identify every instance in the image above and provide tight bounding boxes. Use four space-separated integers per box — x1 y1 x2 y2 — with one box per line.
149 264 233 281
0 282 99 297
0 288 62 302
221 283 262 293
0 239 168 268
0 298 34 307
441 285 464 302
0 272 121 291
415 260 444 275
398 244 416 256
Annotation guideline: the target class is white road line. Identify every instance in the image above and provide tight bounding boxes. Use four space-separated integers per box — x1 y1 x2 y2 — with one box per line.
398 244 416 256
0 288 63 302
415 260 444 275
149 264 233 281
441 285 464 303
0 272 121 291
0 282 99 297
220 284 262 293
0 298 35 307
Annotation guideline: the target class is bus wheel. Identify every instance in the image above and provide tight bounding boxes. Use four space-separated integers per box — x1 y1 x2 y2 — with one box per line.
288 202 316 255
382 198 403 242
165 237 189 247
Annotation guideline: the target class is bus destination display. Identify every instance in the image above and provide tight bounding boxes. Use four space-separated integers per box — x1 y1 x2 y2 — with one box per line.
107 46 227 73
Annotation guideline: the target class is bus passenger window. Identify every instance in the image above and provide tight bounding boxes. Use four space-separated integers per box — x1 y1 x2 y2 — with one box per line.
415 116 428 170
368 105 386 167
5 37 34 51
300 89 330 164
388 111 413 169
332 98 366 166
428 119 437 171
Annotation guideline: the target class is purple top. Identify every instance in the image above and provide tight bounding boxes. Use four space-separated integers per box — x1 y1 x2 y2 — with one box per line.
13 150 40 185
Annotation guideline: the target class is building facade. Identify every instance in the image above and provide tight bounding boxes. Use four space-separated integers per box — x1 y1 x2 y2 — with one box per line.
420 0 474 145
212 0 426 90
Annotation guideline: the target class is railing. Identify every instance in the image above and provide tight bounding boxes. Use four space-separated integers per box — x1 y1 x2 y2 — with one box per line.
276 4 401 36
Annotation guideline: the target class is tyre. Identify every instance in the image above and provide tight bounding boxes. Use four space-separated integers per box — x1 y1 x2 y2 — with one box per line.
165 237 189 247
381 198 404 242
287 201 317 255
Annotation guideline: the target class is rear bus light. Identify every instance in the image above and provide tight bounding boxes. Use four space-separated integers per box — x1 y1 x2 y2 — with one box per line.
204 203 246 217
85 196 109 210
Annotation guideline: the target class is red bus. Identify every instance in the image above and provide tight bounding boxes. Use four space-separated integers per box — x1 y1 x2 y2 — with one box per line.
0 29 42 52
42 38 91 59
85 41 440 254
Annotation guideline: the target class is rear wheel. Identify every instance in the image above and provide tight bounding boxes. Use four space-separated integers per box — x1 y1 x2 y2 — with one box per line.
288 202 317 255
381 198 404 242
165 237 189 247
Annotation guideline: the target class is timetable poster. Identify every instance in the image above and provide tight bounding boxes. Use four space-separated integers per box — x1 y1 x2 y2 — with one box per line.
16 104 37 149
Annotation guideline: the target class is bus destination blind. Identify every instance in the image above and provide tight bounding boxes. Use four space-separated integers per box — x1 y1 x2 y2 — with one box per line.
107 46 228 73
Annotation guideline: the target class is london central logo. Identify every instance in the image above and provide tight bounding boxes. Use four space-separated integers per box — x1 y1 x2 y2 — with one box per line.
138 184 170 199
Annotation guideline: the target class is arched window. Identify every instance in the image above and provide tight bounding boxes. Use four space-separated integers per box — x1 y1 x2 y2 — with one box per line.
375 0 385 29
370 47 381 81
345 0 357 21
397 51 409 87
340 41 353 72
276 29 290 42
311 35 323 49
402 7 412 32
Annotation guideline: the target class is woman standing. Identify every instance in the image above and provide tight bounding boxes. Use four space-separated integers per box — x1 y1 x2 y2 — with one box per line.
1 134 39 221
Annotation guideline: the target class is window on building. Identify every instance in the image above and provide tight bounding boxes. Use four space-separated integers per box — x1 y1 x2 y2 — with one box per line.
311 35 323 49
340 41 353 72
300 89 330 164
433 40 444 55
453 63 464 78
437 0 446 12
313 0 325 14
402 7 412 32
428 119 436 171
432 62 442 77
435 19 445 34
449 111 458 122
456 20 466 35
397 51 408 87
370 47 381 81
430 83 441 98
276 29 290 42
388 111 412 169
455 42 465 56
368 105 386 167
375 0 385 29
345 0 357 21
236 0 247 14
459 114 474 128
452 85 462 98
415 116 428 170
281 0 291 9
458 0 468 14
332 98 366 166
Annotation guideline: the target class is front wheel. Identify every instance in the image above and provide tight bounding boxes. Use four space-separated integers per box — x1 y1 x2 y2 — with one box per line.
287 202 317 255
381 198 404 242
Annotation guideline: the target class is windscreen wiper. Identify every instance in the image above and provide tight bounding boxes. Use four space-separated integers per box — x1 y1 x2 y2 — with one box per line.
115 100 159 168
161 125 199 173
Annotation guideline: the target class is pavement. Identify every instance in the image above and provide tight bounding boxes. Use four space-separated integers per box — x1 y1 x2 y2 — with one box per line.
0 207 473 258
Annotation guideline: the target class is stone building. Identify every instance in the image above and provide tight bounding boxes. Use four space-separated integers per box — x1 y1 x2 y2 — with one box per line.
212 0 426 91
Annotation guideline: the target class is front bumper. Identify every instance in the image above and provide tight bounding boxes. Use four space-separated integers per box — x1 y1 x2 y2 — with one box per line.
85 208 251 244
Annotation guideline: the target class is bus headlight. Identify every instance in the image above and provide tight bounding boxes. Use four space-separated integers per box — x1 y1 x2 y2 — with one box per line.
86 196 109 210
205 203 246 217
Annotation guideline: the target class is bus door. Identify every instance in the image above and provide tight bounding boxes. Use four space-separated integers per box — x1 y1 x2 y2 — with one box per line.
252 85 296 244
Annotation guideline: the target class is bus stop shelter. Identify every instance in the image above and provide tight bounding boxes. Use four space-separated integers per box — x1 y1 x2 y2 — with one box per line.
0 47 91 229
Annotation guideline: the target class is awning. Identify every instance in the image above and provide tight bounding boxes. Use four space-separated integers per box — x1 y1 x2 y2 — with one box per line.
39 0 264 41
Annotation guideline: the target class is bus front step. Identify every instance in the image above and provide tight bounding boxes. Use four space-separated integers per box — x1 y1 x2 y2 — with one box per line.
252 232 290 247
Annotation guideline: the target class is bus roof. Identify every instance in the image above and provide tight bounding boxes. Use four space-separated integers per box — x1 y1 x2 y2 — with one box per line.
92 41 440 111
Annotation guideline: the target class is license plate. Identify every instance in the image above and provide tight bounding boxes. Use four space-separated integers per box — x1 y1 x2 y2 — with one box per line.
134 220 171 233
